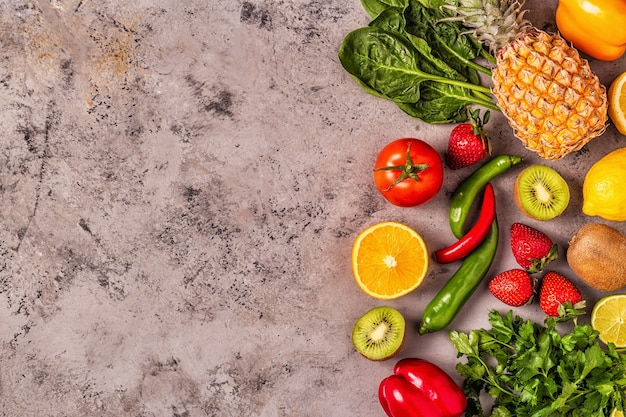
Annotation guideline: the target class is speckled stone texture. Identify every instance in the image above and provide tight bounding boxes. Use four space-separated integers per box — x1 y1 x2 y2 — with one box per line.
0 1 625 416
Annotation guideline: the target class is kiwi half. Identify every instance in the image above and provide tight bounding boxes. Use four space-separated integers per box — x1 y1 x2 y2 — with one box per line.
514 164 570 221
352 306 406 361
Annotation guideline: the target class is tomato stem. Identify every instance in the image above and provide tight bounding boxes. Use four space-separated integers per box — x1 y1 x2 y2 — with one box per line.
374 143 430 191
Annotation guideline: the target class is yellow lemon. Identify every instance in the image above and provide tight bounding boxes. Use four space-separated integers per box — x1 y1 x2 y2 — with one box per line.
611 409 625 417
582 147 626 221
609 71 626 135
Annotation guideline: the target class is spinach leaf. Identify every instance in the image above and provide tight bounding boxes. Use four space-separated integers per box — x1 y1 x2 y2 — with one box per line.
397 82 486 123
360 0 408 18
404 0 490 81
338 27 496 112
369 6 407 32
339 0 497 124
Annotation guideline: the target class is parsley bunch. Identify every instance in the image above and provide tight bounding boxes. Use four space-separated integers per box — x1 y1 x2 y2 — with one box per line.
450 304 626 416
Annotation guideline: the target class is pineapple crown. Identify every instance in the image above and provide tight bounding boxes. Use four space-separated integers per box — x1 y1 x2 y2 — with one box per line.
442 0 533 53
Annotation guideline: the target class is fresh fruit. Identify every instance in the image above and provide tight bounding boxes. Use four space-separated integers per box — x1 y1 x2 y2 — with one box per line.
539 271 583 316
609 73 626 135
352 306 406 361
352 222 428 299
591 294 626 348
556 0 626 62
567 223 626 292
582 147 626 221
448 0 608 160
611 409 625 417
513 164 570 221
510 223 558 273
488 269 534 306
446 109 491 170
373 138 444 207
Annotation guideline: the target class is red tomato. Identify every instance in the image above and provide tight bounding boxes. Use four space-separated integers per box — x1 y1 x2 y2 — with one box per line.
374 138 443 207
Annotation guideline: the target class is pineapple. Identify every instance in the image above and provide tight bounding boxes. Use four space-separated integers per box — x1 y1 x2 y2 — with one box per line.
448 0 608 160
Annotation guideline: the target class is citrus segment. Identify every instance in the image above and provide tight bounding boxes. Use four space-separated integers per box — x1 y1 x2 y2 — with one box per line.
611 409 625 417
591 294 626 347
608 72 626 135
352 222 428 300
582 147 626 221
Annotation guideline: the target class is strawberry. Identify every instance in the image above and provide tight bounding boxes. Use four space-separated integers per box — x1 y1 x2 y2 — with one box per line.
446 109 491 170
539 271 583 317
488 269 534 307
510 223 558 273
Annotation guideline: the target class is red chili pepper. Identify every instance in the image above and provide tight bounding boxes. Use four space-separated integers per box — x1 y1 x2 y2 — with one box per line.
379 358 467 417
435 182 495 264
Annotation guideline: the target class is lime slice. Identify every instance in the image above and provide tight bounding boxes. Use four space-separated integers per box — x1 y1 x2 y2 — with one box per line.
591 294 626 347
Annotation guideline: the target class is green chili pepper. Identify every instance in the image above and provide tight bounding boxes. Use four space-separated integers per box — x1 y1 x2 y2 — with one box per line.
418 219 499 335
449 155 522 239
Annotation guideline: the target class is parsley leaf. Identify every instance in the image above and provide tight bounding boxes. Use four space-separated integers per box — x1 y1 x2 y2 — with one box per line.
451 306 626 416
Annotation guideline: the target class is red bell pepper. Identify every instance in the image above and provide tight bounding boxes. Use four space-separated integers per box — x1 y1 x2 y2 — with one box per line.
378 358 466 417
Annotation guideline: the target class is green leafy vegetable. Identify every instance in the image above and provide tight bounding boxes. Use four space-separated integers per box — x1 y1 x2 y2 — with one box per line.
450 304 626 416
360 0 409 18
339 0 497 123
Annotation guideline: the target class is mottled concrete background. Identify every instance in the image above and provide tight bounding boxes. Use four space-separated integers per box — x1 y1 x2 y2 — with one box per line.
0 1 625 416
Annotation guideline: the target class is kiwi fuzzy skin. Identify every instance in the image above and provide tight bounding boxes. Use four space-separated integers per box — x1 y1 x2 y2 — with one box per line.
567 223 626 292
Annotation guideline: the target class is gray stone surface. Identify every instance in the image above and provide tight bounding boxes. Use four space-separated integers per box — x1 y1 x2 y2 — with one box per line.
0 0 625 416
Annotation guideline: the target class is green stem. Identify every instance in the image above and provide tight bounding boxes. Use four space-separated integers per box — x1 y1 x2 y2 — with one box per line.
470 95 500 112
481 48 497 64
466 58 492 76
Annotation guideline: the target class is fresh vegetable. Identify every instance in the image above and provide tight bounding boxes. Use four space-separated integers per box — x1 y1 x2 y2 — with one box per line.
450 306 626 417
446 109 491 170
567 223 626 292
379 358 467 417
338 1 498 124
435 183 495 264
488 269 534 307
373 138 443 207
418 219 498 335
446 0 608 160
510 223 558 273
556 0 626 61
539 271 583 317
449 154 522 239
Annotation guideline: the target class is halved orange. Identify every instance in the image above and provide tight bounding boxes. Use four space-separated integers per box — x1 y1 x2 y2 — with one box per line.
608 71 626 135
352 222 428 300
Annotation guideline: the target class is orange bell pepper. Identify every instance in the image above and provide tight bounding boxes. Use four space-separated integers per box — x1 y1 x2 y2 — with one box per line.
556 0 626 61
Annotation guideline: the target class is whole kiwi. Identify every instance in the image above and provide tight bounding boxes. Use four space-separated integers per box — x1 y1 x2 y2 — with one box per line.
567 223 626 292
